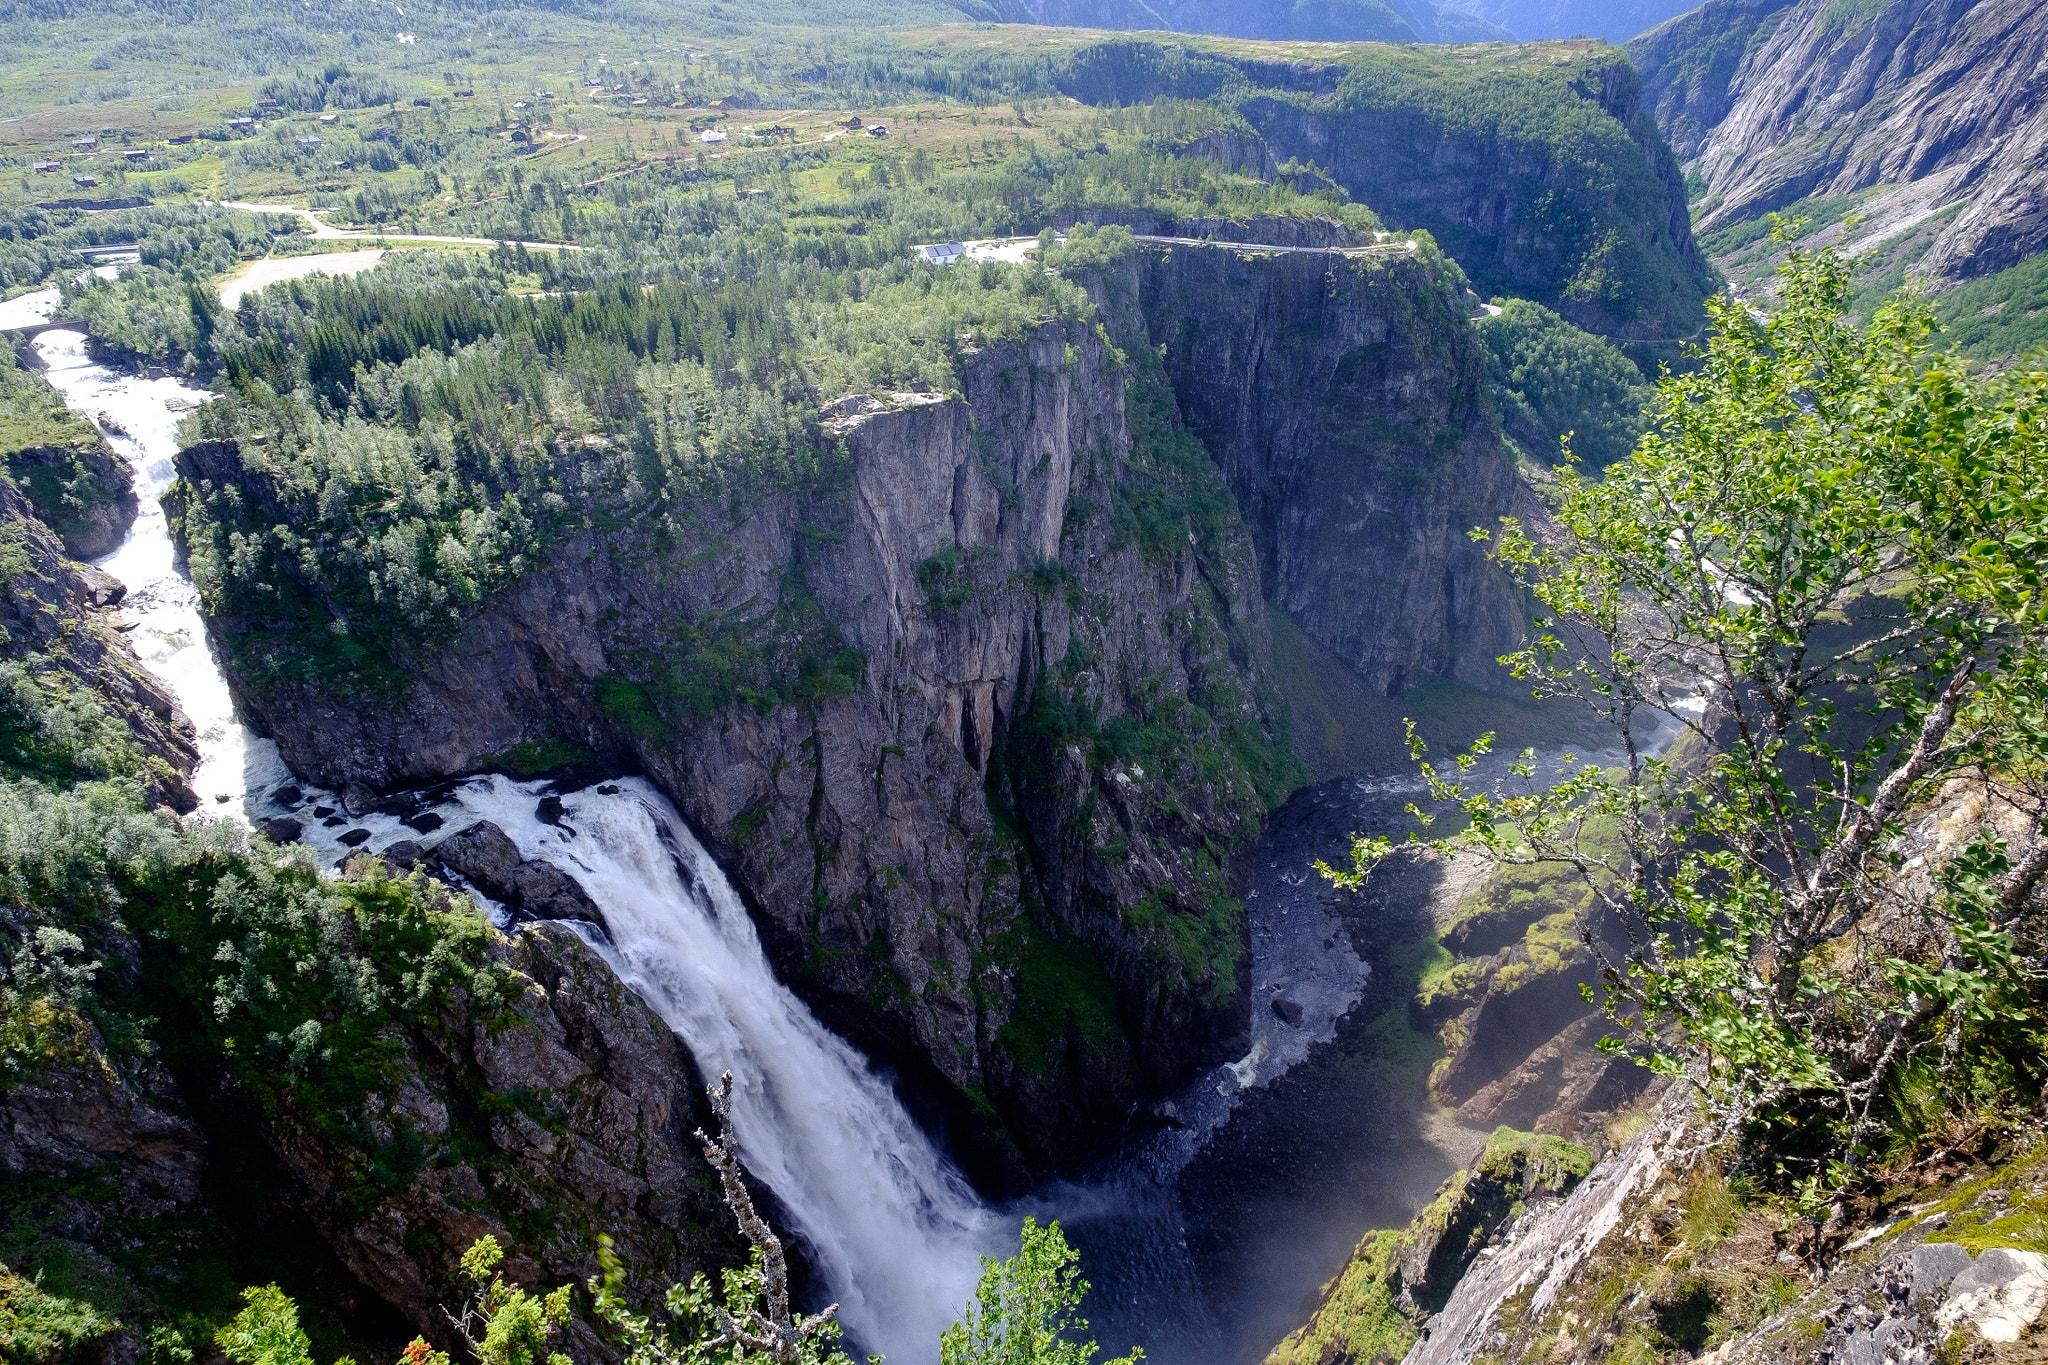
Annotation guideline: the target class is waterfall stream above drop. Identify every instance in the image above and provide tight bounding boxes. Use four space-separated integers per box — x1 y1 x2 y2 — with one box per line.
28 327 997 1365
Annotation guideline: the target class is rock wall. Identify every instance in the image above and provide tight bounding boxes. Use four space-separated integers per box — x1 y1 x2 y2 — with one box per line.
1132 243 1524 695
180 308 1283 1178
253 910 739 1351
0 474 195 809
179 242 1530 1180
1632 0 2048 282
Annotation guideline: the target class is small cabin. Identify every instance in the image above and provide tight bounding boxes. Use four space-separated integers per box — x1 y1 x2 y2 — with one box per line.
867 124 888 137
32 159 59 172
72 174 98 187
123 148 150 162
320 113 340 124
296 135 323 150
698 128 728 144
842 115 864 129
72 136 99 149
915 242 966 265
227 117 255 130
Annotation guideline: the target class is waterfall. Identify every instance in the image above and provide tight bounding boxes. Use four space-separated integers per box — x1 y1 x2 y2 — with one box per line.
28 327 997 1365
444 775 998 1363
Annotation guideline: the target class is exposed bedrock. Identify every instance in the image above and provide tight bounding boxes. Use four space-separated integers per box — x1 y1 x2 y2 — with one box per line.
1131 244 1525 696
178 244 1526 1180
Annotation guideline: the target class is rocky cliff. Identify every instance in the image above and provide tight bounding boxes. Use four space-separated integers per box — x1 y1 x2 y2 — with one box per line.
1132 243 1522 695
1060 40 1718 343
0 472 194 809
178 298 1277 1178
190 890 741 1352
1632 0 2048 283
175 238 1526 1181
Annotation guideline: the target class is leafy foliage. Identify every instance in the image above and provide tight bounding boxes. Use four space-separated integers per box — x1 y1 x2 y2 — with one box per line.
0 1261 122 1365
1332 240 2048 1213
941 1218 1138 1365
1474 297 1653 469
441 1237 572 1365
216 1285 315 1365
589 1074 855 1365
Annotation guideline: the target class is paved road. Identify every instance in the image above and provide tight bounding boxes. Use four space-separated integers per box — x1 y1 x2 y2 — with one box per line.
1130 233 1419 256
210 200 583 251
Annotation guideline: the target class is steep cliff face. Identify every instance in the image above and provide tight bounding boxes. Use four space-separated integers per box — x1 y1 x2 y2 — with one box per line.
244 909 739 1350
1133 243 1523 694
178 241 1527 1179
1633 0 2048 283
0 474 195 809
1060 41 1717 342
179 305 1285 1176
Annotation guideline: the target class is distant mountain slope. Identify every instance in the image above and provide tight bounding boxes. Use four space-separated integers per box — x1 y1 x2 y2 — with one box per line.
1631 0 2048 286
994 0 1515 44
1059 40 1717 342
1436 0 1698 44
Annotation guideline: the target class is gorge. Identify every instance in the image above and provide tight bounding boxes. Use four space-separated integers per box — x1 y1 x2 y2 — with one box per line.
9 5 2044 1364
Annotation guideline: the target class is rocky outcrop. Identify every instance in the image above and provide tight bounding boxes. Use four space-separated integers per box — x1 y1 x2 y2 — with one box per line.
1347 1108 2048 1365
0 475 196 809
259 910 737 1349
1633 0 2048 283
4 439 137 562
432 820 607 926
0 1019 206 1220
1132 243 1523 694
1266 1128 1593 1365
1061 41 1718 341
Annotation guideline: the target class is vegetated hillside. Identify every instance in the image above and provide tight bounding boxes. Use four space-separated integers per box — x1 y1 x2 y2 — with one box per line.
1631 0 2048 310
0 356 745 1361
1057 39 1717 346
1257 242 2048 1365
991 0 1514 44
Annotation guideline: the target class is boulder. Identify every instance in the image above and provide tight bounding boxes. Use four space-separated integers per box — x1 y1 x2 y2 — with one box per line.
1936 1247 2048 1343
433 820 605 926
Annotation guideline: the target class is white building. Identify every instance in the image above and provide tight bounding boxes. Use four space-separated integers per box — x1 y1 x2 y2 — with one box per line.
915 242 966 265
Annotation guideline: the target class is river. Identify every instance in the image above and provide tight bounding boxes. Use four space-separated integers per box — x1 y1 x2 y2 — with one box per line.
27 312 1627 1365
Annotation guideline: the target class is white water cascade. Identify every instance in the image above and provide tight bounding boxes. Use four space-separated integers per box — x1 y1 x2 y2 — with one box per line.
25 324 998 1365
442 775 999 1363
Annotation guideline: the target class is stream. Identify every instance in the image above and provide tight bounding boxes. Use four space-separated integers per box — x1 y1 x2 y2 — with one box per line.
25 309 1630 1365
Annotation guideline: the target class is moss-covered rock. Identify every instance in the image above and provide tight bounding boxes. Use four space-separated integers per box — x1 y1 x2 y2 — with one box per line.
1266 1127 1593 1365
0 361 134 564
